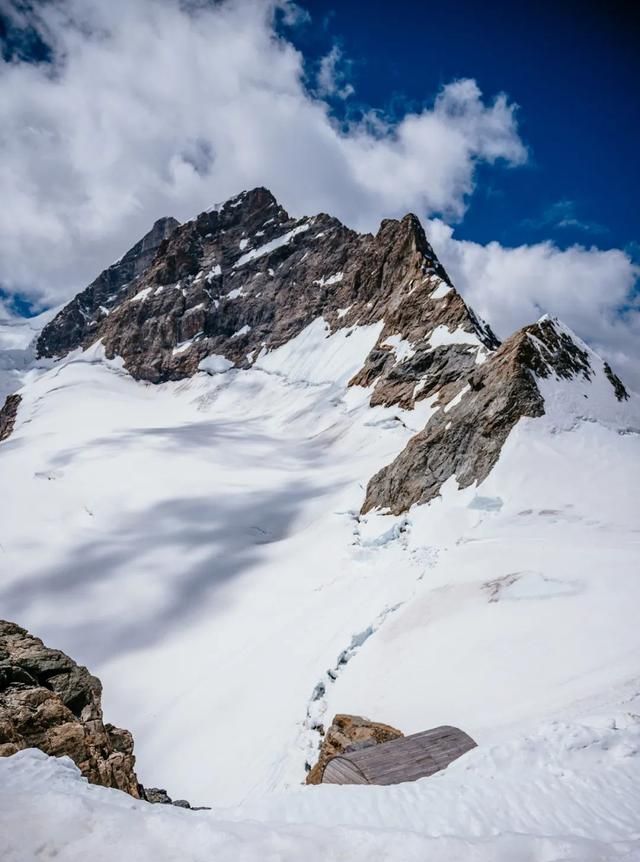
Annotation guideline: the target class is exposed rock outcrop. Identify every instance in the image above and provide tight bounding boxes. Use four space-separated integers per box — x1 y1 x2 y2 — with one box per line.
0 620 140 796
362 317 606 514
37 216 179 359
604 362 629 401
306 713 403 784
0 393 21 442
142 787 198 808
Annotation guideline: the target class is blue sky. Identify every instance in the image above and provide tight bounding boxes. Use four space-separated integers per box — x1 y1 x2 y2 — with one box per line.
0 0 638 384
292 0 639 255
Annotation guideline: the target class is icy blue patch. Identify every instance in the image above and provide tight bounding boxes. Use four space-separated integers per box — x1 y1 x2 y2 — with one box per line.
468 495 503 512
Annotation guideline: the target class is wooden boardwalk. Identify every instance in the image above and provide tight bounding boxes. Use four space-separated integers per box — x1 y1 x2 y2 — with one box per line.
321 725 476 786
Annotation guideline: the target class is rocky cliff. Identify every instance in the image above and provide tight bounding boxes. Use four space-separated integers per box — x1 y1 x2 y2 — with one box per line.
362 316 630 513
0 620 140 796
37 216 179 361
36 188 496 391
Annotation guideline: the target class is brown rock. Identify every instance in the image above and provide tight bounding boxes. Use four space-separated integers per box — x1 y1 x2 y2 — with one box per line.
0 393 21 442
361 317 599 515
306 714 403 784
0 620 140 797
37 216 179 360
36 188 497 395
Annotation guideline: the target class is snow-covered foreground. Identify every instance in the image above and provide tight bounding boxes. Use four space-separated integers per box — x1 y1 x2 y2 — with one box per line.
2 720 640 862
1 317 640 855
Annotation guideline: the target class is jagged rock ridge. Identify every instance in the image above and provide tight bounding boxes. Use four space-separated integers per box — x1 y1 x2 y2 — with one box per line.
38 216 179 360
36 187 495 400
363 316 631 513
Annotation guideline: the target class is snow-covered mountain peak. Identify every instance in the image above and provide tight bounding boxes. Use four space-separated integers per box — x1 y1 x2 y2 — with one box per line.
514 316 637 436
32 189 496 393
4 189 635 505
503 315 636 433
526 314 612 386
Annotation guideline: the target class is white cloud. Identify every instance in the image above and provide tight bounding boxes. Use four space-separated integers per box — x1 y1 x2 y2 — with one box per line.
1 0 637 389
523 199 608 235
0 0 524 306
316 46 354 99
428 220 640 391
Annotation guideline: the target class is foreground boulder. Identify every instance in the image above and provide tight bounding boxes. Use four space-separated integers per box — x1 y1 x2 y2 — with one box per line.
306 713 403 784
0 620 140 796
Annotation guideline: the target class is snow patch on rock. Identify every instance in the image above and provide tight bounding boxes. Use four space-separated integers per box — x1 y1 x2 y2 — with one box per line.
428 324 482 349
382 333 416 363
233 223 310 268
254 318 384 387
198 354 234 374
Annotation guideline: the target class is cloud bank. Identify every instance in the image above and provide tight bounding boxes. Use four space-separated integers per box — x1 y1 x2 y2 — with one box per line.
0 0 524 302
429 222 640 388
0 0 638 386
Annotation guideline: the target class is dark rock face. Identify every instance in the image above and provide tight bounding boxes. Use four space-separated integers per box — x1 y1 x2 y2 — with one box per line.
604 362 629 401
37 188 496 390
0 620 140 796
0 393 21 442
37 216 179 359
306 714 403 785
521 316 592 382
141 786 207 809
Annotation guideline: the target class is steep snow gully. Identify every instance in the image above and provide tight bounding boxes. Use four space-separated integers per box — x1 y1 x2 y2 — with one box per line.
1 189 640 860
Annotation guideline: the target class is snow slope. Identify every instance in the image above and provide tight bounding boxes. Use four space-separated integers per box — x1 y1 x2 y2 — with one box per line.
1 314 640 853
320 325 640 743
0 326 438 803
2 720 640 862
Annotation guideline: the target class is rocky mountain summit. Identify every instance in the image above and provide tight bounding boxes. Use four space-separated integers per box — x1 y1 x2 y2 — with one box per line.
364 316 629 513
12 187 632 515
36 187 495 387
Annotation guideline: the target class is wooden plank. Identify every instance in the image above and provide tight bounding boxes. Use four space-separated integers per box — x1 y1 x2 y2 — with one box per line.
322 757 368 785
321 726 476 786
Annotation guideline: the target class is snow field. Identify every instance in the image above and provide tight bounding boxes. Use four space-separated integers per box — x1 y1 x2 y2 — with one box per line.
1 315 639 860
